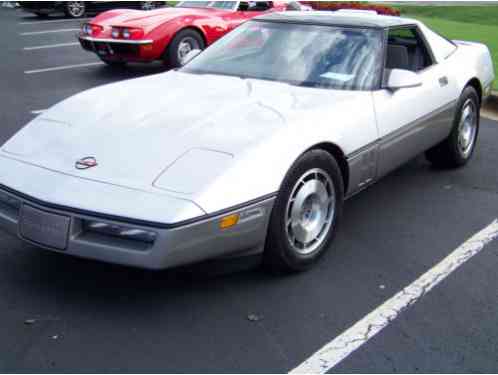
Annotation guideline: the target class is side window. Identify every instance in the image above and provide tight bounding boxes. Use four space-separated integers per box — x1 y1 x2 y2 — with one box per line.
239 2 272 11
386 27 435 72
210 1 237 10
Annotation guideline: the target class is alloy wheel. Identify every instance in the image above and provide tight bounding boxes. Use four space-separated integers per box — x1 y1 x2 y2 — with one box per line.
177 37 200 63
66 2 85 17
285 168 335 255
457 99 478 158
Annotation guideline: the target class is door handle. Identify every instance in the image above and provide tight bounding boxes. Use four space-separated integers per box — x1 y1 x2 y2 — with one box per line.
439 76 449 87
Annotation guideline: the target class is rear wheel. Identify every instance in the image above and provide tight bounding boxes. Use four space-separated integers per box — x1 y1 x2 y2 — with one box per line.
426 86 480 168
264 150 344 273
163 29 205 69
64 1 86 18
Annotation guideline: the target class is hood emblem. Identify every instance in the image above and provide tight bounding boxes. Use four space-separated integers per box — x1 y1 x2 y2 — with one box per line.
75 157 98 170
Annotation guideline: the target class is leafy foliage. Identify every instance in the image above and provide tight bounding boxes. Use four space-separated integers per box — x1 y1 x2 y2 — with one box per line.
302 2 400 16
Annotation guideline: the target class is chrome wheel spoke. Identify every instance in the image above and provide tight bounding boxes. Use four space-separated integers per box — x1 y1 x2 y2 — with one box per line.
177 37 200 62
457 99 477 158
285 168 335 255
67 2 84 16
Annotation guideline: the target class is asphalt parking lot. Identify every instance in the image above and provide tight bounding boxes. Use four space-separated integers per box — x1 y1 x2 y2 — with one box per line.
1 6 498 373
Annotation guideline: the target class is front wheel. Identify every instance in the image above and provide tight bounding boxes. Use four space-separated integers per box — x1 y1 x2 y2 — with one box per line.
426 86 480 168
264 150 344 273
64 1 86 18
163 29 205 69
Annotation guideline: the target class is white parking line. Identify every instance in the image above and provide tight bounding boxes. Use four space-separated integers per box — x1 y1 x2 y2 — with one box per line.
290 219 498 374
20 28 80 36
19 18 90 25
30 109 46 115
23 42 80 51
25 62 104 74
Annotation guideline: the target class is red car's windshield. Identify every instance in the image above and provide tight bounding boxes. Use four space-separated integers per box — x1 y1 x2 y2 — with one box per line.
176 1 212 8
176 1 238 10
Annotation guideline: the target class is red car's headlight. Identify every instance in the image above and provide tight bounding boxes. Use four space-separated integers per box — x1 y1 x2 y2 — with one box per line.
111 27 144 40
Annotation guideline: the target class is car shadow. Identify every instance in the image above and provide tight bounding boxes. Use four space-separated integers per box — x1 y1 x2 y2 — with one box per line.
94 63 168 80
13 240 274 309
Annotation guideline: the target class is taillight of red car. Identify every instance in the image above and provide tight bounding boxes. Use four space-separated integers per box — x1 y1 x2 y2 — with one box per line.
82 23 104 37
111 27 145 40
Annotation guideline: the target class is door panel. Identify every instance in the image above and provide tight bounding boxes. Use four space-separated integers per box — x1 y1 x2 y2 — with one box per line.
374 66 457 177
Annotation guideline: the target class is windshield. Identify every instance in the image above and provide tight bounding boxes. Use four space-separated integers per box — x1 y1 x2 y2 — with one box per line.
176 1 238 10
210 1 238 10
181 21 384 91
176 1 212 8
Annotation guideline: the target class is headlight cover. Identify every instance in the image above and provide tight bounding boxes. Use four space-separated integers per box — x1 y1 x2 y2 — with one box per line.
153 148 233 194
84 220 157 244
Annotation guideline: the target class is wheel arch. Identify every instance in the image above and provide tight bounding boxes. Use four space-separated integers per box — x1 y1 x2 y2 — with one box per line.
465 78 483 106
305 142 350 194
173 26 207 48
159 25 208 61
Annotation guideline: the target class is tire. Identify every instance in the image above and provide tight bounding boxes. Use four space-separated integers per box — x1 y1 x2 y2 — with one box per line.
426 86 480 168
163 29 205 69
100 58 127 67
64 1 86 18
264 150 344 273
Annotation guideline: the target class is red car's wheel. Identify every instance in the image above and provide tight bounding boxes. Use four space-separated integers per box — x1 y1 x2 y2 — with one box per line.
163 29 205 69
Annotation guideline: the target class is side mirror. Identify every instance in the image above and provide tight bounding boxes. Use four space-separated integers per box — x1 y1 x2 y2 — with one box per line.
384 69 422 90
180 49 202 66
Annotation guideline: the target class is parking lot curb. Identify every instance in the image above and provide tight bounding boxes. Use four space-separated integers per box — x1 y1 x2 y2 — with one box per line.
483 91 498 121
487 91 498 108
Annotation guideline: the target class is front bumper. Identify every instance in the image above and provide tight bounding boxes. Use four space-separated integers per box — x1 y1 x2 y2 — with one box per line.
0 187 275 270
78 35 157 62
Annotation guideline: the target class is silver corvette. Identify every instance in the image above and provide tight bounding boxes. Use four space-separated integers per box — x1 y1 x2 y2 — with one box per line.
0 11 494 271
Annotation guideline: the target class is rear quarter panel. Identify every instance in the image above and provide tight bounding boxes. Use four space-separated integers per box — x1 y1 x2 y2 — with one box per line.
452 41 495 97
419 22 494 99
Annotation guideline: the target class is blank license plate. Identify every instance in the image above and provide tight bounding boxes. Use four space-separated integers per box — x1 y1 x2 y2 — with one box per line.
20 205 70 250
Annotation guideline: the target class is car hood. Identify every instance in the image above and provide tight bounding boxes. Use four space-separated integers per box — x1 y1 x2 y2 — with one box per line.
97 7 226 31
1 71 355 194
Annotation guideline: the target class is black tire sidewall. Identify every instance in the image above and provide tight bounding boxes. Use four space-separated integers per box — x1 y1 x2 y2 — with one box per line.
425 85 481 168
448 86 480 165
265 150 344 271
164 29 205 69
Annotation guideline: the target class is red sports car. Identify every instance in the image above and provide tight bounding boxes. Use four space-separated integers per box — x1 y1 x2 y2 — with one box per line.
78 1 294 68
